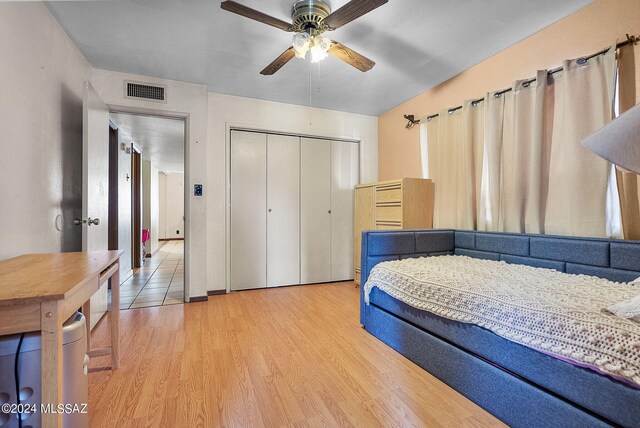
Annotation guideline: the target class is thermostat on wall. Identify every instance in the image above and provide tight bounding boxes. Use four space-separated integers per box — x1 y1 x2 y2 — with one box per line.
194 184 203 196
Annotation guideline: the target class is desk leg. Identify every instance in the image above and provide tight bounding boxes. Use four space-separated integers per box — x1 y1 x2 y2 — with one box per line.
82 300 91 353
111 261 120 369
41 301 63 428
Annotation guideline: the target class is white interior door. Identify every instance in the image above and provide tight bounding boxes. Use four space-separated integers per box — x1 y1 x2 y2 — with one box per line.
331 140 359 281
82 81 110 329
300 138 331 284
267 134 300 287
231 131 267 291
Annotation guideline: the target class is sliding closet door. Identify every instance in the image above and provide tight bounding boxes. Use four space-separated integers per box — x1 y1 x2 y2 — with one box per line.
331 140 359 281
267 134 300 287
300 138 332 284
230 130 267 291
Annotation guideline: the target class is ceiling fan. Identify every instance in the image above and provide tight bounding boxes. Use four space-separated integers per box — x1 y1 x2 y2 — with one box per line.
220 0 388 75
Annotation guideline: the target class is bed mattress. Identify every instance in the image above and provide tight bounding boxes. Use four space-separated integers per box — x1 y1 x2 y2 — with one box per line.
364 255 640 386
364 255 640 426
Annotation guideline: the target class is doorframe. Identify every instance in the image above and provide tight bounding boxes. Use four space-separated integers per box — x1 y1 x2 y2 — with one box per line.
224 122 363 293
131 144 142 269
109 106 190 301
108 120 119 252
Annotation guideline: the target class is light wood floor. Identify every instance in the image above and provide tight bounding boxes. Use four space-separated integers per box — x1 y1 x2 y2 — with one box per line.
88 282 505 427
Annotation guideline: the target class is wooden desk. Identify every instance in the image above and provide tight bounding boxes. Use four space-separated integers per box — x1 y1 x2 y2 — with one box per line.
0 251 123 428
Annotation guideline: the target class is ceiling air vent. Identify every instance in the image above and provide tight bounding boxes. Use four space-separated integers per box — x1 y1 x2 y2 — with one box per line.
124 81 167 103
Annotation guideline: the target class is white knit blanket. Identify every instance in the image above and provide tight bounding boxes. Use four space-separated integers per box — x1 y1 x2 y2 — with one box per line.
364 256 640 387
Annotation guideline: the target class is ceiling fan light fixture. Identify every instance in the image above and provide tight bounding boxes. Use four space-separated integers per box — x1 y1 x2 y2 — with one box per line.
292 32 310 58
310 34 331 63
315 34 331 50
291 32 331 63
310 43 328 63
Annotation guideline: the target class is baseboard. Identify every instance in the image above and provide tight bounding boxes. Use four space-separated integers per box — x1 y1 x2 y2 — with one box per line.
159 238 184 241
207 290 226 296
189 296 208 303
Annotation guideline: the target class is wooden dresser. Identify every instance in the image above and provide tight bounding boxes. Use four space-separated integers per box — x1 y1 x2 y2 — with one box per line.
354 178 434 285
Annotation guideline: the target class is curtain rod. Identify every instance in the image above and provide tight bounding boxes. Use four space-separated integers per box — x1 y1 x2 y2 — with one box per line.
404 33 639 127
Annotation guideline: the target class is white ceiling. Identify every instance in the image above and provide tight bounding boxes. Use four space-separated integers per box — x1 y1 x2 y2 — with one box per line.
110 113 185 173
47 0 591 116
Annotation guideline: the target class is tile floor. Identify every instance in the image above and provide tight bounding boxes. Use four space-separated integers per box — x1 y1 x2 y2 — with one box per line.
116 240 184 309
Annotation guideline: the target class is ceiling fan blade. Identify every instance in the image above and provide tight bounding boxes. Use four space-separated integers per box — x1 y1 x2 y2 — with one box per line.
260 47 296 75
328 41 375 72
220 1 293 32
323 0 388 30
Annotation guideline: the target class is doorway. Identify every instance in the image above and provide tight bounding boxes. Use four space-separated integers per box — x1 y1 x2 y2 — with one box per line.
109 113 186 309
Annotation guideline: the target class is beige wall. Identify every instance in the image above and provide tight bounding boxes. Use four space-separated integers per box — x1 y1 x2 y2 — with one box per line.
0 2 91 259
159 172 166 239
378 0 640 180
158 172 184 240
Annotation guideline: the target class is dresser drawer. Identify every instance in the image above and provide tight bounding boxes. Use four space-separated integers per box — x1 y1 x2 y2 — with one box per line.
376 186 402 204
376 205 402 222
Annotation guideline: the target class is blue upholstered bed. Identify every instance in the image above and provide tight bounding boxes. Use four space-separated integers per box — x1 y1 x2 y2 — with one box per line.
360 229 640 427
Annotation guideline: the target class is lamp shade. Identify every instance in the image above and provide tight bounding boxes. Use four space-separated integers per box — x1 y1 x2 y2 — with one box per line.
582 103 640 174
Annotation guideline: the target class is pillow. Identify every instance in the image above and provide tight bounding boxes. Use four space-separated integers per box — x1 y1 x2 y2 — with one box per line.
608 294 640 321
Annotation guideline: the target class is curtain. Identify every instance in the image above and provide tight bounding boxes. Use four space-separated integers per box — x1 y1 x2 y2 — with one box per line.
496 71 549 233
478 91 505 231
424 116 439 182
426 104 484 229
544 47 617 237
420 46 619 238
419 121 430 179
616 43 640 239
463 100 484 228
432 109 462 228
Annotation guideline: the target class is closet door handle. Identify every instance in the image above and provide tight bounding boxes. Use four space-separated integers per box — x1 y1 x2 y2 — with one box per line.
328 210 331 214
268 208 272 213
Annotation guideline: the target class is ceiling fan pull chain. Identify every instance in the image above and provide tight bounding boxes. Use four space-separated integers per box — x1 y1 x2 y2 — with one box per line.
317 61 321 96
309 61 313 125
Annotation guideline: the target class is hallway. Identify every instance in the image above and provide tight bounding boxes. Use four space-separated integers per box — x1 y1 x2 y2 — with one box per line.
117 240 184 309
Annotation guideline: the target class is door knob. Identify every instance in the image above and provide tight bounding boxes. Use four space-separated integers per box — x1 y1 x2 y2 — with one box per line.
75 218 100 226
268 208 272 213
328 210 332 214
